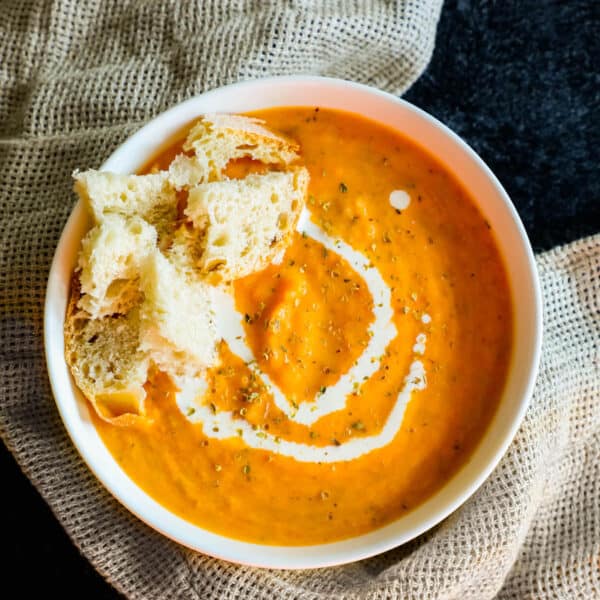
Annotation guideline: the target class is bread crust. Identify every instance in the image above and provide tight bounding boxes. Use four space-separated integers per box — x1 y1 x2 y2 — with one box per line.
64 277 149 426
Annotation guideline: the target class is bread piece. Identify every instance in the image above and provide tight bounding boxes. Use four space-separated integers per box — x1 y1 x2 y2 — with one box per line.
138 252 218 377
181 114 300 181
164 223 206 280
77 214 157 318
185 167 309 280
65 282 150 425
73 170 178 238
167 154 210 189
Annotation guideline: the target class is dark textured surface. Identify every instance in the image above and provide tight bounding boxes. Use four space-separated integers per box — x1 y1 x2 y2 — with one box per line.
405 0 600 252
4 1 598 598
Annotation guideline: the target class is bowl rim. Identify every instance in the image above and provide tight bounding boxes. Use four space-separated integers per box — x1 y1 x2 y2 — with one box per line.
44 75 543 569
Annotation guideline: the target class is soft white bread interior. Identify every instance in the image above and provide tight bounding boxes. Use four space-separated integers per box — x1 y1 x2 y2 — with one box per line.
73 170 178 238
181 114 300 182
167 154 210 189
77 214 157 318
65 285 150 425
185 167 309 280
163 223 206 280
138 252 218 378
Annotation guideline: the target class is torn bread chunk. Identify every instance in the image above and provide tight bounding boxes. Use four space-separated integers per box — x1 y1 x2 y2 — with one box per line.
164 224 206 280
138 252 218 378
180 114 300 182
167 154 210 190
64 287 149 426
185 167 309 280
73 170 178 238
77 214 157 318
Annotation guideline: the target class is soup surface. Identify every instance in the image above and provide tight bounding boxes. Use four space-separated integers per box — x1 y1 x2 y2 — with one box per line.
92 107 513 544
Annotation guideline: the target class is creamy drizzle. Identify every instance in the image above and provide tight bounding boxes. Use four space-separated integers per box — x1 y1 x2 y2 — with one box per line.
212 208 397 426
389 190 411 211
174 207 429 463
412 333 427 355
176 353 426 464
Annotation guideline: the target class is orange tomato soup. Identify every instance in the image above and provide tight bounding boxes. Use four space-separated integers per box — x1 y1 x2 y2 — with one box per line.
92 107 513 545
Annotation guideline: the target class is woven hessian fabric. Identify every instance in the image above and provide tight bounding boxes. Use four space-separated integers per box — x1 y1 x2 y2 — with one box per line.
1 1 599 598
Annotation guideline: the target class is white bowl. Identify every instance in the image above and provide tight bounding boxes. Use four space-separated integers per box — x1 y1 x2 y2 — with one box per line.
44 76 543 569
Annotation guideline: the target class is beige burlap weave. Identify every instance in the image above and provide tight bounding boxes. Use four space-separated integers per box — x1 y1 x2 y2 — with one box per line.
1 1 599 598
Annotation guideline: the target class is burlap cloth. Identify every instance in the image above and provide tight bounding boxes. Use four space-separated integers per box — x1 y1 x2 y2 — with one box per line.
1 1 599 598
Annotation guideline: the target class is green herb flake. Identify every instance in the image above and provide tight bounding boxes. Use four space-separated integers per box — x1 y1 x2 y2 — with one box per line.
339 182 348 193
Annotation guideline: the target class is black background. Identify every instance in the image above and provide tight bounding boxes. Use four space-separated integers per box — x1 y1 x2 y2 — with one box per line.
3 1 598 597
